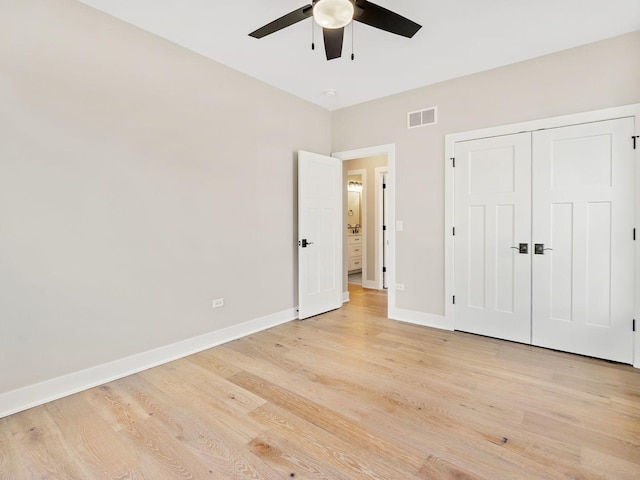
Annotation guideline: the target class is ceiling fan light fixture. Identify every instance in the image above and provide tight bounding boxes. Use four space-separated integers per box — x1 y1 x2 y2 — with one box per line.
313 0 354 29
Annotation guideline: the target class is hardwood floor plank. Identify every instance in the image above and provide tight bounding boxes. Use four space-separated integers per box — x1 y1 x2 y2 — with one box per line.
250 402 419 480
0 416 24 479
118 373 265 447
114 415 219 479
581 447 640 480
522 411 640 464
121 378 278 479
83 382 150 433
227 371 426 475
43 395 140 478
1 284 639 479
142 360 268 416
417 454 483 480
0 406 93 479
185 349 244 379
248 430 353 480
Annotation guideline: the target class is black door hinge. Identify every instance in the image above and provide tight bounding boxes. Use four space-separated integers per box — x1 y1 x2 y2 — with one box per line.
634 319 636 332
453 227 455 236
633 136 639 149
383 183 386 189
452 295 456 305
383 225 387 231
634 228 636 241
383 267 387 273
451 157 455 167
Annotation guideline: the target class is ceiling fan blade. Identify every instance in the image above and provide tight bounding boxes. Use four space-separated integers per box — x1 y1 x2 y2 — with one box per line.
249 5 313 39
353 1 421 38
323 27 344 60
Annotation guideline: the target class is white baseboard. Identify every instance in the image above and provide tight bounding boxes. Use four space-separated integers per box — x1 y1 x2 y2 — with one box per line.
0 308 296 419
389 307 451 331
362 280 380 290
343 291 350 303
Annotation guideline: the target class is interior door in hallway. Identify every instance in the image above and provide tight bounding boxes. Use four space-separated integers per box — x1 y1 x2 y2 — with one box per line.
454 133 532 343
382 171 389 289
531 118 635 363
298 151 343 319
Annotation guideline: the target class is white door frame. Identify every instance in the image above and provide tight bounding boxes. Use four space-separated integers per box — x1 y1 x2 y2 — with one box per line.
444 103 640 367
333 144 396 316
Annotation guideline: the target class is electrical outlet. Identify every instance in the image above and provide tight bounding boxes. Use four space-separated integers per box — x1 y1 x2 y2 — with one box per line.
395 283 405 291
212 298 224 308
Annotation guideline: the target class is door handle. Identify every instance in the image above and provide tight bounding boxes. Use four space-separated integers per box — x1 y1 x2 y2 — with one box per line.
299 239 314 248
511 243 528 254
534 243 553 255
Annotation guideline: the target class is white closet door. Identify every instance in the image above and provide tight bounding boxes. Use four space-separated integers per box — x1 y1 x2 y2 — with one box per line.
531 118 635 363
454 133 532 343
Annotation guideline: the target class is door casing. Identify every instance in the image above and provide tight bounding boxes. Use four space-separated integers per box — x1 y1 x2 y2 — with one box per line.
444 103 640 368
333 144 396 316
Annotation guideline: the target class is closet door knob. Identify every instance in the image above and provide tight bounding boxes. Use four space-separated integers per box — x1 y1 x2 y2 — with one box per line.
511 243 528 254
534 243 552 255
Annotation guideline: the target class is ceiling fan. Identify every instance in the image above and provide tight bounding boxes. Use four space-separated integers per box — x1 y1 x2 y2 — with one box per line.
249 0 421 61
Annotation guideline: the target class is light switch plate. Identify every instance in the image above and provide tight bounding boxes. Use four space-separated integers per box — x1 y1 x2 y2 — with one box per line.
212 298 224 308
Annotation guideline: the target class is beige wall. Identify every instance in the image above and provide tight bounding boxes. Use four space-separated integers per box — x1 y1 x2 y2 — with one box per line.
2 0 638 398
332 30 640 316
0 0 331 394
344 156 388 284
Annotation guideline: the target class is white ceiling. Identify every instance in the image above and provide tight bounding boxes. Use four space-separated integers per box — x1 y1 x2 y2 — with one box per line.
78 0 640 111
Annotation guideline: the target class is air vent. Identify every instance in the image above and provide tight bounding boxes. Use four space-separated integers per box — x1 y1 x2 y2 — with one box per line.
407 106 438 129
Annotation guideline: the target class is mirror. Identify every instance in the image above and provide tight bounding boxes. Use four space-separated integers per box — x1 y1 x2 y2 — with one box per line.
347 174 362 233
348 191 361 224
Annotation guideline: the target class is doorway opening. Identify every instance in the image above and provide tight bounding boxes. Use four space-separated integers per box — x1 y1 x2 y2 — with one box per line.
344 155 388 290
333 144 395 317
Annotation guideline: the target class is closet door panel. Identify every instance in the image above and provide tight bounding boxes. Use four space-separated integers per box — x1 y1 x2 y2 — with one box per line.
531 118 635 363
454 133 532 343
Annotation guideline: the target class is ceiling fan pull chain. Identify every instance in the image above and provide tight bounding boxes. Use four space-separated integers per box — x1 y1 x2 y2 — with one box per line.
351 20 355 60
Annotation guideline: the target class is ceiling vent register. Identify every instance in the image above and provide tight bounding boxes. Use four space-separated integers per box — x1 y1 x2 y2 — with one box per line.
408 106 438 129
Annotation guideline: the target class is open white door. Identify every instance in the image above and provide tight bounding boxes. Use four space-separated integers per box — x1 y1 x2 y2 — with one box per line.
382 172 389 289
298 151 343 319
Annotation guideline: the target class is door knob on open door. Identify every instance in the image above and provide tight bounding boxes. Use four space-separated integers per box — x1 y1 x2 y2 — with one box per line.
534 243 553 255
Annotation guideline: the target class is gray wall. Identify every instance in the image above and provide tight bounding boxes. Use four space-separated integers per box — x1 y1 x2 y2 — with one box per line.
332 30 640 317
0 0 331 394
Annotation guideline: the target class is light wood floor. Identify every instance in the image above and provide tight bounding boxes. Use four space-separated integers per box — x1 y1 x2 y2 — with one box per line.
1 285 640 479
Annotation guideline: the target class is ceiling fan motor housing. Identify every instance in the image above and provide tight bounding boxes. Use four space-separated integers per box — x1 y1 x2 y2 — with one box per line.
313 0 355 29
